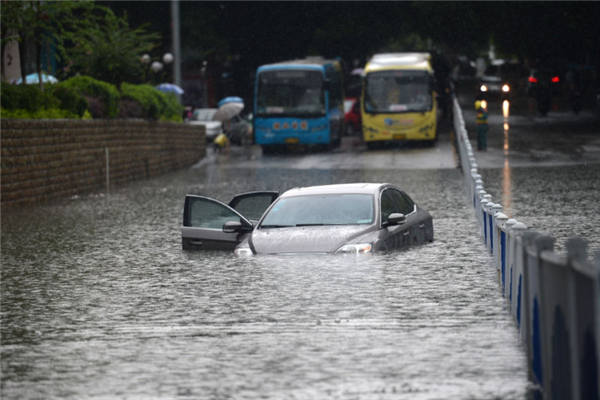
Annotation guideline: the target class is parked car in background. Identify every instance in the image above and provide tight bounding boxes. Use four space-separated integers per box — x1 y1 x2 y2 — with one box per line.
187 108 223 142
343 97 362 136
478 60 529 101
181 183 434 255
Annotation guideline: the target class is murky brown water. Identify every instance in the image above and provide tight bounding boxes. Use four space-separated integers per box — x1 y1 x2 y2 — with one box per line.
1 158 541 400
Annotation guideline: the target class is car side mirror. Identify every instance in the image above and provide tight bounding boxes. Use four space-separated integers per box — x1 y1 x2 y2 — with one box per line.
386 213 406 227
223 220 252 233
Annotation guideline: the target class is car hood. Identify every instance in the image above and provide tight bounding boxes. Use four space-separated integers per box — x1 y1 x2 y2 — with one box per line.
481 75 502 84
250 225 373 254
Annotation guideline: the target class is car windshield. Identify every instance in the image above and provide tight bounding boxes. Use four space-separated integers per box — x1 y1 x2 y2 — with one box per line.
260 194 374 227
484 65 500 76
364 70 432 113
256 70 325 117
193 109 217 121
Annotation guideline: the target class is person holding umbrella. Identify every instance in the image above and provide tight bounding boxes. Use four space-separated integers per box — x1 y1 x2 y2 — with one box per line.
212 97 244 154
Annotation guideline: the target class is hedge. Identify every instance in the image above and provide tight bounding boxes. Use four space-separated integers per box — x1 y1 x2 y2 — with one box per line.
0 76 183 121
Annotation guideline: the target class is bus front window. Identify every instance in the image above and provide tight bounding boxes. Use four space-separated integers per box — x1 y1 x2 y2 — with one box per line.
365 70 432 113
257 70 325 117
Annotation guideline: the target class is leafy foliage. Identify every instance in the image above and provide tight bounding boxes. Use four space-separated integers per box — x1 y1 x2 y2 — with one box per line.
59 76 121 118
67 10 160 85
120 83 187 122
1 79 181 121
0 106 80 119
120 83 161 119
1 1 161 87
48 86 89 117
0 81 59 111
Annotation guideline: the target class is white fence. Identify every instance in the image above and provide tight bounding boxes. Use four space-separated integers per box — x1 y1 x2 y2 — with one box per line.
452 97 600 400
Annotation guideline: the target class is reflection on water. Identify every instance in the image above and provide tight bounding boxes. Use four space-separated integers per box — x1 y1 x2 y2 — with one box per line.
502 100 512 212
1 167 531 399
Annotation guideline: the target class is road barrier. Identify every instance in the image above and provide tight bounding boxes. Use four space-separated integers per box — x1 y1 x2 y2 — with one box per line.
452 97 600 400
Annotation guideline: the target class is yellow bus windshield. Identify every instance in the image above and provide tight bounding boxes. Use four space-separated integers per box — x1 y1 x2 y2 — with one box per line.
364 70 432 114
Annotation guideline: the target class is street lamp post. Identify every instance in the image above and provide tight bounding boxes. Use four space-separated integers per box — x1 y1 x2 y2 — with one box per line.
141 53 174 85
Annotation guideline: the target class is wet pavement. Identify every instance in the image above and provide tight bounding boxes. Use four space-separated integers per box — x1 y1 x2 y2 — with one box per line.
2 100 599 399
459 95 600 257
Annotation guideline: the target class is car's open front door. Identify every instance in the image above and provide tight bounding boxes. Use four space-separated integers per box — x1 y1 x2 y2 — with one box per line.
182 195 251 251
181 192 279 251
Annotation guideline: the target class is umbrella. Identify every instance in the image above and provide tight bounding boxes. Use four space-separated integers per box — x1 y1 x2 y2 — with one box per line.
155 83 184 95
217 96 244 107
16 72 59 85
213 97 244 121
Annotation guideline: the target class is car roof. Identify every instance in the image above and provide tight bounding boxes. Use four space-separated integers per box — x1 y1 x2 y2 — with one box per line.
279 183 389 198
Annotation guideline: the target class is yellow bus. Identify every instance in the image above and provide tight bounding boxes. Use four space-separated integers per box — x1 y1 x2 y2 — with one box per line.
361 53 438 147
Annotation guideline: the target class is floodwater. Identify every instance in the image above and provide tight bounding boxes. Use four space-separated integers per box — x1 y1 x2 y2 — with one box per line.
1 157 536 399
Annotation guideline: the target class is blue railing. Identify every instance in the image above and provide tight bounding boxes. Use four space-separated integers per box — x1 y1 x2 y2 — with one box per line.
453 97 600 400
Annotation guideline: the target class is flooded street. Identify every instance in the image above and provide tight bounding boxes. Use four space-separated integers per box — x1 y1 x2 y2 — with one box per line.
2 106 599 398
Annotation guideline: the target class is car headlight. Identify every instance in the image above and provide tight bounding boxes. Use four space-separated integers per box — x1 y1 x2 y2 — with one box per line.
480 85 488 92
335 243 373 254
234 247 254 256
502 84 510 92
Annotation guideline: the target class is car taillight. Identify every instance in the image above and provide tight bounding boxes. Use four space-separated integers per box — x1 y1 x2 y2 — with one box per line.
551 76 560 83
528 76 538 83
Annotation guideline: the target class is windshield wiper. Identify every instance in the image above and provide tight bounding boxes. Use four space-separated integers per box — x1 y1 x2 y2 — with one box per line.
295 223 326 226
260 225 294 229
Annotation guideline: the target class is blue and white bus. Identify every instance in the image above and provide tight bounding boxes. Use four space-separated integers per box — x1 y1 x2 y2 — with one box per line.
253 57 345 152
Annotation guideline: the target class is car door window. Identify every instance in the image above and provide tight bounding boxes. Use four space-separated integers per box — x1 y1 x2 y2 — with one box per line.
186 197 243 229
228 192 279 221
381 188 415 225
389 189 414 215
380 189 397 225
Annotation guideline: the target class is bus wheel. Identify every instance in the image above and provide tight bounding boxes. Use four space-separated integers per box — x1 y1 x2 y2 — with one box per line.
366 141 379 150
261 145 281 155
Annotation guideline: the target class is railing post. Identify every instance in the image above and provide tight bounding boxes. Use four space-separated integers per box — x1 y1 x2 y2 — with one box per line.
474 179 483 208
525 234 555 391
491 204 503 261
505 219 517 291
494 212 508 291
508 222 527 301
476 189 486 221
596 251 600 400
480 199 489 243
483 201 494 251
565 238 590 400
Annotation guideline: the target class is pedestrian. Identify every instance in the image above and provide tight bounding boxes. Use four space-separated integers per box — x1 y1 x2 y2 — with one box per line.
475 100 488 151
213 132 230 154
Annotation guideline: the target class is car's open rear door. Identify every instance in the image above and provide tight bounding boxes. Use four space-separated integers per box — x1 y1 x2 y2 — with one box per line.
181 192 279 251
228 191 279 222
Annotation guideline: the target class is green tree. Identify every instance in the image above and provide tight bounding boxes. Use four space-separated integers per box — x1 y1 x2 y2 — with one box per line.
1 1 97 90
67 10 160 85
1 1 160 89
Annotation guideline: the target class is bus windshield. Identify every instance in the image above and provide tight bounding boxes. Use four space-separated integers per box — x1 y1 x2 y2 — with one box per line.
364 70 432 113
256 70 325 117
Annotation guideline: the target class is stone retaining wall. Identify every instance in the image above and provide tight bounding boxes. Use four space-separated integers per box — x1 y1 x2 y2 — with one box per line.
1 119 206 207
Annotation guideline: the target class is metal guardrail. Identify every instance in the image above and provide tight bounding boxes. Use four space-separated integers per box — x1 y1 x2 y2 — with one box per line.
452 97 600 400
